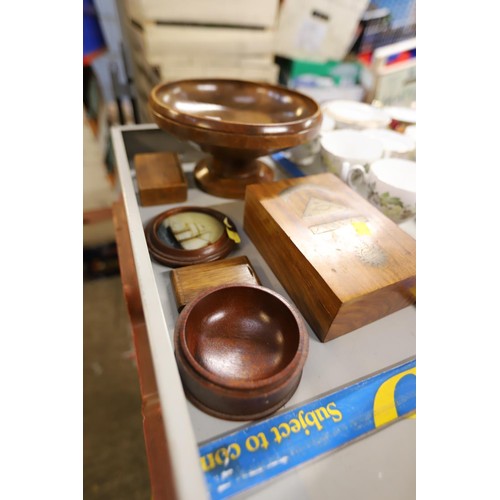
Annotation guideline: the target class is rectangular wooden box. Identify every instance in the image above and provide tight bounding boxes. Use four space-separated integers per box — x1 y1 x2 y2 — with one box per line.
243 173 416 342
134 152 187 206
170 256 261 311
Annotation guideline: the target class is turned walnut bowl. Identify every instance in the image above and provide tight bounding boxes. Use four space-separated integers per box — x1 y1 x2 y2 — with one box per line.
149 78 322 199
174 284 309 420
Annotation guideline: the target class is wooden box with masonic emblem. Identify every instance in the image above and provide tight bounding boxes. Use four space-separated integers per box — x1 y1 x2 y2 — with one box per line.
243 172 416 342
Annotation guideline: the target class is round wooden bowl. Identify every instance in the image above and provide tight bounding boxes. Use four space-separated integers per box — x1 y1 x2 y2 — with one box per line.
149 78 323 199
174 284 309 420
145 206 238 268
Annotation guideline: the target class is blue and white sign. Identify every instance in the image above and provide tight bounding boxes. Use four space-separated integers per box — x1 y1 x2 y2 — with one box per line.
198 358 416 499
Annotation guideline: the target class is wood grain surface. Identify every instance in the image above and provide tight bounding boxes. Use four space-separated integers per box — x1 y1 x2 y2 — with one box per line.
244 173 416 342
149 79 322 199
170 255 261 310
134 151 187 206
173 284 309 420
112 198 177 499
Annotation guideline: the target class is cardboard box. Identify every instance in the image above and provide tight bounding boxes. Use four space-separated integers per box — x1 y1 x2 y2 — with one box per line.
125 0 280 28
243 173 416 342
360 38 416 106
275 0 369 62
128 20 276 63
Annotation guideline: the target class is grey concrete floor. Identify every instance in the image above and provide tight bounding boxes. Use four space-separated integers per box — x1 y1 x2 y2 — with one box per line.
83 273 151 499
83 99 151 498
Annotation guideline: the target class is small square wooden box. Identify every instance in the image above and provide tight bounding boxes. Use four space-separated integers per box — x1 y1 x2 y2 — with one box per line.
134 152 187 206
243 173 416 342
170 255 261 311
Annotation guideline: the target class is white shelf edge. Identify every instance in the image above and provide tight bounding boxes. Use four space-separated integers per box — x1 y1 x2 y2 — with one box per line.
111 124 209 500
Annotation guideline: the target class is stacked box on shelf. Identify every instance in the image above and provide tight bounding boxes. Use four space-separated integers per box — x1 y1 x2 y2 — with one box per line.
122 0 281 122
124 0 280 28
358 37 416 107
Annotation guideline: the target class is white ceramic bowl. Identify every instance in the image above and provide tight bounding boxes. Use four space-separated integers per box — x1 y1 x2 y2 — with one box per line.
404 126 416 159
405 125 416 142
320 129 385 181
322 100 391 130
367 158 416 223
319 105 336 135
361 129 416 160
384 106 416 124
384 106 416 132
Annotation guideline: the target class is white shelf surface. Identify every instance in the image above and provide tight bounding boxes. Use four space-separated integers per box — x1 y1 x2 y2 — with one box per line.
111 124 416 500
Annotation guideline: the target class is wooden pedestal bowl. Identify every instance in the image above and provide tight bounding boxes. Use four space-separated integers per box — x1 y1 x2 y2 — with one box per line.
149 79 323 199
174 284 309 420
145 206 238 268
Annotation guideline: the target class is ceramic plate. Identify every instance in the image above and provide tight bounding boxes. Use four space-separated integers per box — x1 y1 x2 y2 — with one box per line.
322 100 391 129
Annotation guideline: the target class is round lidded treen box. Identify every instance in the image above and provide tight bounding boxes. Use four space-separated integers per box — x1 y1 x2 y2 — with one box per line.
145 206 239 268
174 284 310 420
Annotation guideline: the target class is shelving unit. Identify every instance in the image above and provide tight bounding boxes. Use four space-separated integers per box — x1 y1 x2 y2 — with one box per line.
116 1 281 123
111 123 416 500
